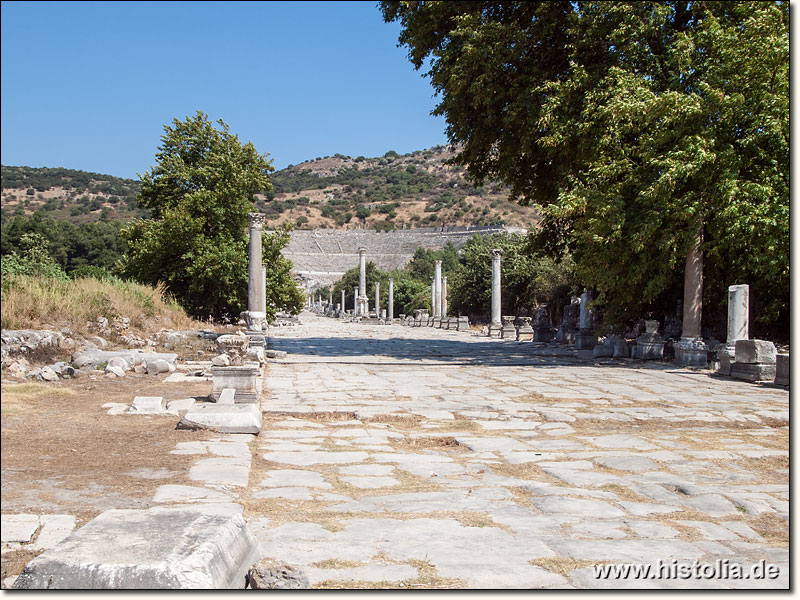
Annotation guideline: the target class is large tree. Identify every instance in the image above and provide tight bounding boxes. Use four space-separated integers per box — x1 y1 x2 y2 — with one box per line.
382 1 788 337
121 111 301 320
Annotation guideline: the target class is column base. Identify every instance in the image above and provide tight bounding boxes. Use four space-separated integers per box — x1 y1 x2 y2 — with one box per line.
674 337 708 368
244 311 266 331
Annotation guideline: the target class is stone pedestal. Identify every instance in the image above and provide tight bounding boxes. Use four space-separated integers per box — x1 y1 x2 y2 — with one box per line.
533 306 554 342
517 317 534 342
775 354 789 386
674 337 708 368
500 315 517 340
210 365 260 404
633 320 664 360
731 339 777 382
557 298 580 344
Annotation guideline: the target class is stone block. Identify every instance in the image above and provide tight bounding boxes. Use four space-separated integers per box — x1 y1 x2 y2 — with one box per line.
731 362 777 383
210 365 260 404
129 396 166 414
636 340 664 360
735 339 776 365
12 506 261 589
592 342 614 358
247 559 309 589
775 353 789 386
674 338 708 368
177 403 262 435
218 388 236 405
717 346 735 376
612 341 631 358
1 514 40 543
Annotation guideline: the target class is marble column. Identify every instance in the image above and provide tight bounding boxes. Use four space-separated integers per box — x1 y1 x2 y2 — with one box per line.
357 247 368 315
727 284 749 344
261 266 267 315
374 282 380 317
388 278 394 322
675 222 708 367
430 277 436 323
328 290 333 306
341 289 346 315
433 260 442 319
441 276 448 318
246 213 266 329
353 286 359 314
575 291 596 349
489 249 502 335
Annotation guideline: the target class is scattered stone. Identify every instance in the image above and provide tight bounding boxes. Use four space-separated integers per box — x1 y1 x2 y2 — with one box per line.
167 398 196 415
105 365 125 377
147 359 172 375
247 559 309 589
265 350 288 359
211 353 231 367
39 366 59 381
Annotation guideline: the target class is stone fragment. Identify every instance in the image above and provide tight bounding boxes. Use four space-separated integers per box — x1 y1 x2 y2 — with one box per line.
31 515 77 551
247 559 309 589
178 403 262 435
12 506 260 589
167 398 196 414
147 359 172 374
1 514 40 543
211 353 231 367
734 340 776 364
107 356 129 371
265 349 288 359
129 396 165 414
39 366 59 381
105 365 125 377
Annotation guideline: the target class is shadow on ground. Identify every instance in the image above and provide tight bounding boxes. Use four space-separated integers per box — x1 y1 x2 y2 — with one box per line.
266 334 683 370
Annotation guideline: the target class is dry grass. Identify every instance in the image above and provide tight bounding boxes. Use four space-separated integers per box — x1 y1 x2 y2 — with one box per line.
529 557 596 578
1 274 196 336
1 382 77 415
749 513 790 544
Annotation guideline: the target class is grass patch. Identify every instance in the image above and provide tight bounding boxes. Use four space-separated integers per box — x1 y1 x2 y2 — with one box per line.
1 383 76 415
529 557 596 578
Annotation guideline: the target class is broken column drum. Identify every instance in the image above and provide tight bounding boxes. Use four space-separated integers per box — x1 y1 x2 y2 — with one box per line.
246 213 266 330
719 284 749 375
489 249 502 336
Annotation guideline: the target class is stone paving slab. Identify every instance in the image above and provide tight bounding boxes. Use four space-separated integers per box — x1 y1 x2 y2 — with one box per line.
246 313 789 590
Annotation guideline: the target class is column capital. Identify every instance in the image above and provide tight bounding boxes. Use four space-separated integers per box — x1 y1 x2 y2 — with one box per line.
490 248 503 258
388 277 394 283
249 213 266 228
435 259 442 266
358 247 366 255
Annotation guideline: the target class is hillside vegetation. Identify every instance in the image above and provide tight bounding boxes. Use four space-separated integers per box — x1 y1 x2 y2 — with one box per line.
1 146 539 229
263 146 538 230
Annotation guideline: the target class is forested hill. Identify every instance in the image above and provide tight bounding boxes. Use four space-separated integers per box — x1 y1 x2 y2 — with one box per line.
1 166 145 223
1 145 539 229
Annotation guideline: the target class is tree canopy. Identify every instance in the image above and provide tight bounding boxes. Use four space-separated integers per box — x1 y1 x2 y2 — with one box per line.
382 1 789 337
120 112 300 321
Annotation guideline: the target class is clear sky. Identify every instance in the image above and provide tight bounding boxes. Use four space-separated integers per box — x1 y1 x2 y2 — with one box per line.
0 0 448 179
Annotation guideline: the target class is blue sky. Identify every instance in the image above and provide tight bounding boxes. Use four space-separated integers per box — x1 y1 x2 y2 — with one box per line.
0 1 448 179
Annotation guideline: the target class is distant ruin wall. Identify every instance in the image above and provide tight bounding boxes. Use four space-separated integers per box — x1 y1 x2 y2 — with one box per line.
279 226 526 289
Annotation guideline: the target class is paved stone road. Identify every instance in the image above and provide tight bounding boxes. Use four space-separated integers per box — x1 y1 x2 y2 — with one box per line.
247 313 788 589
